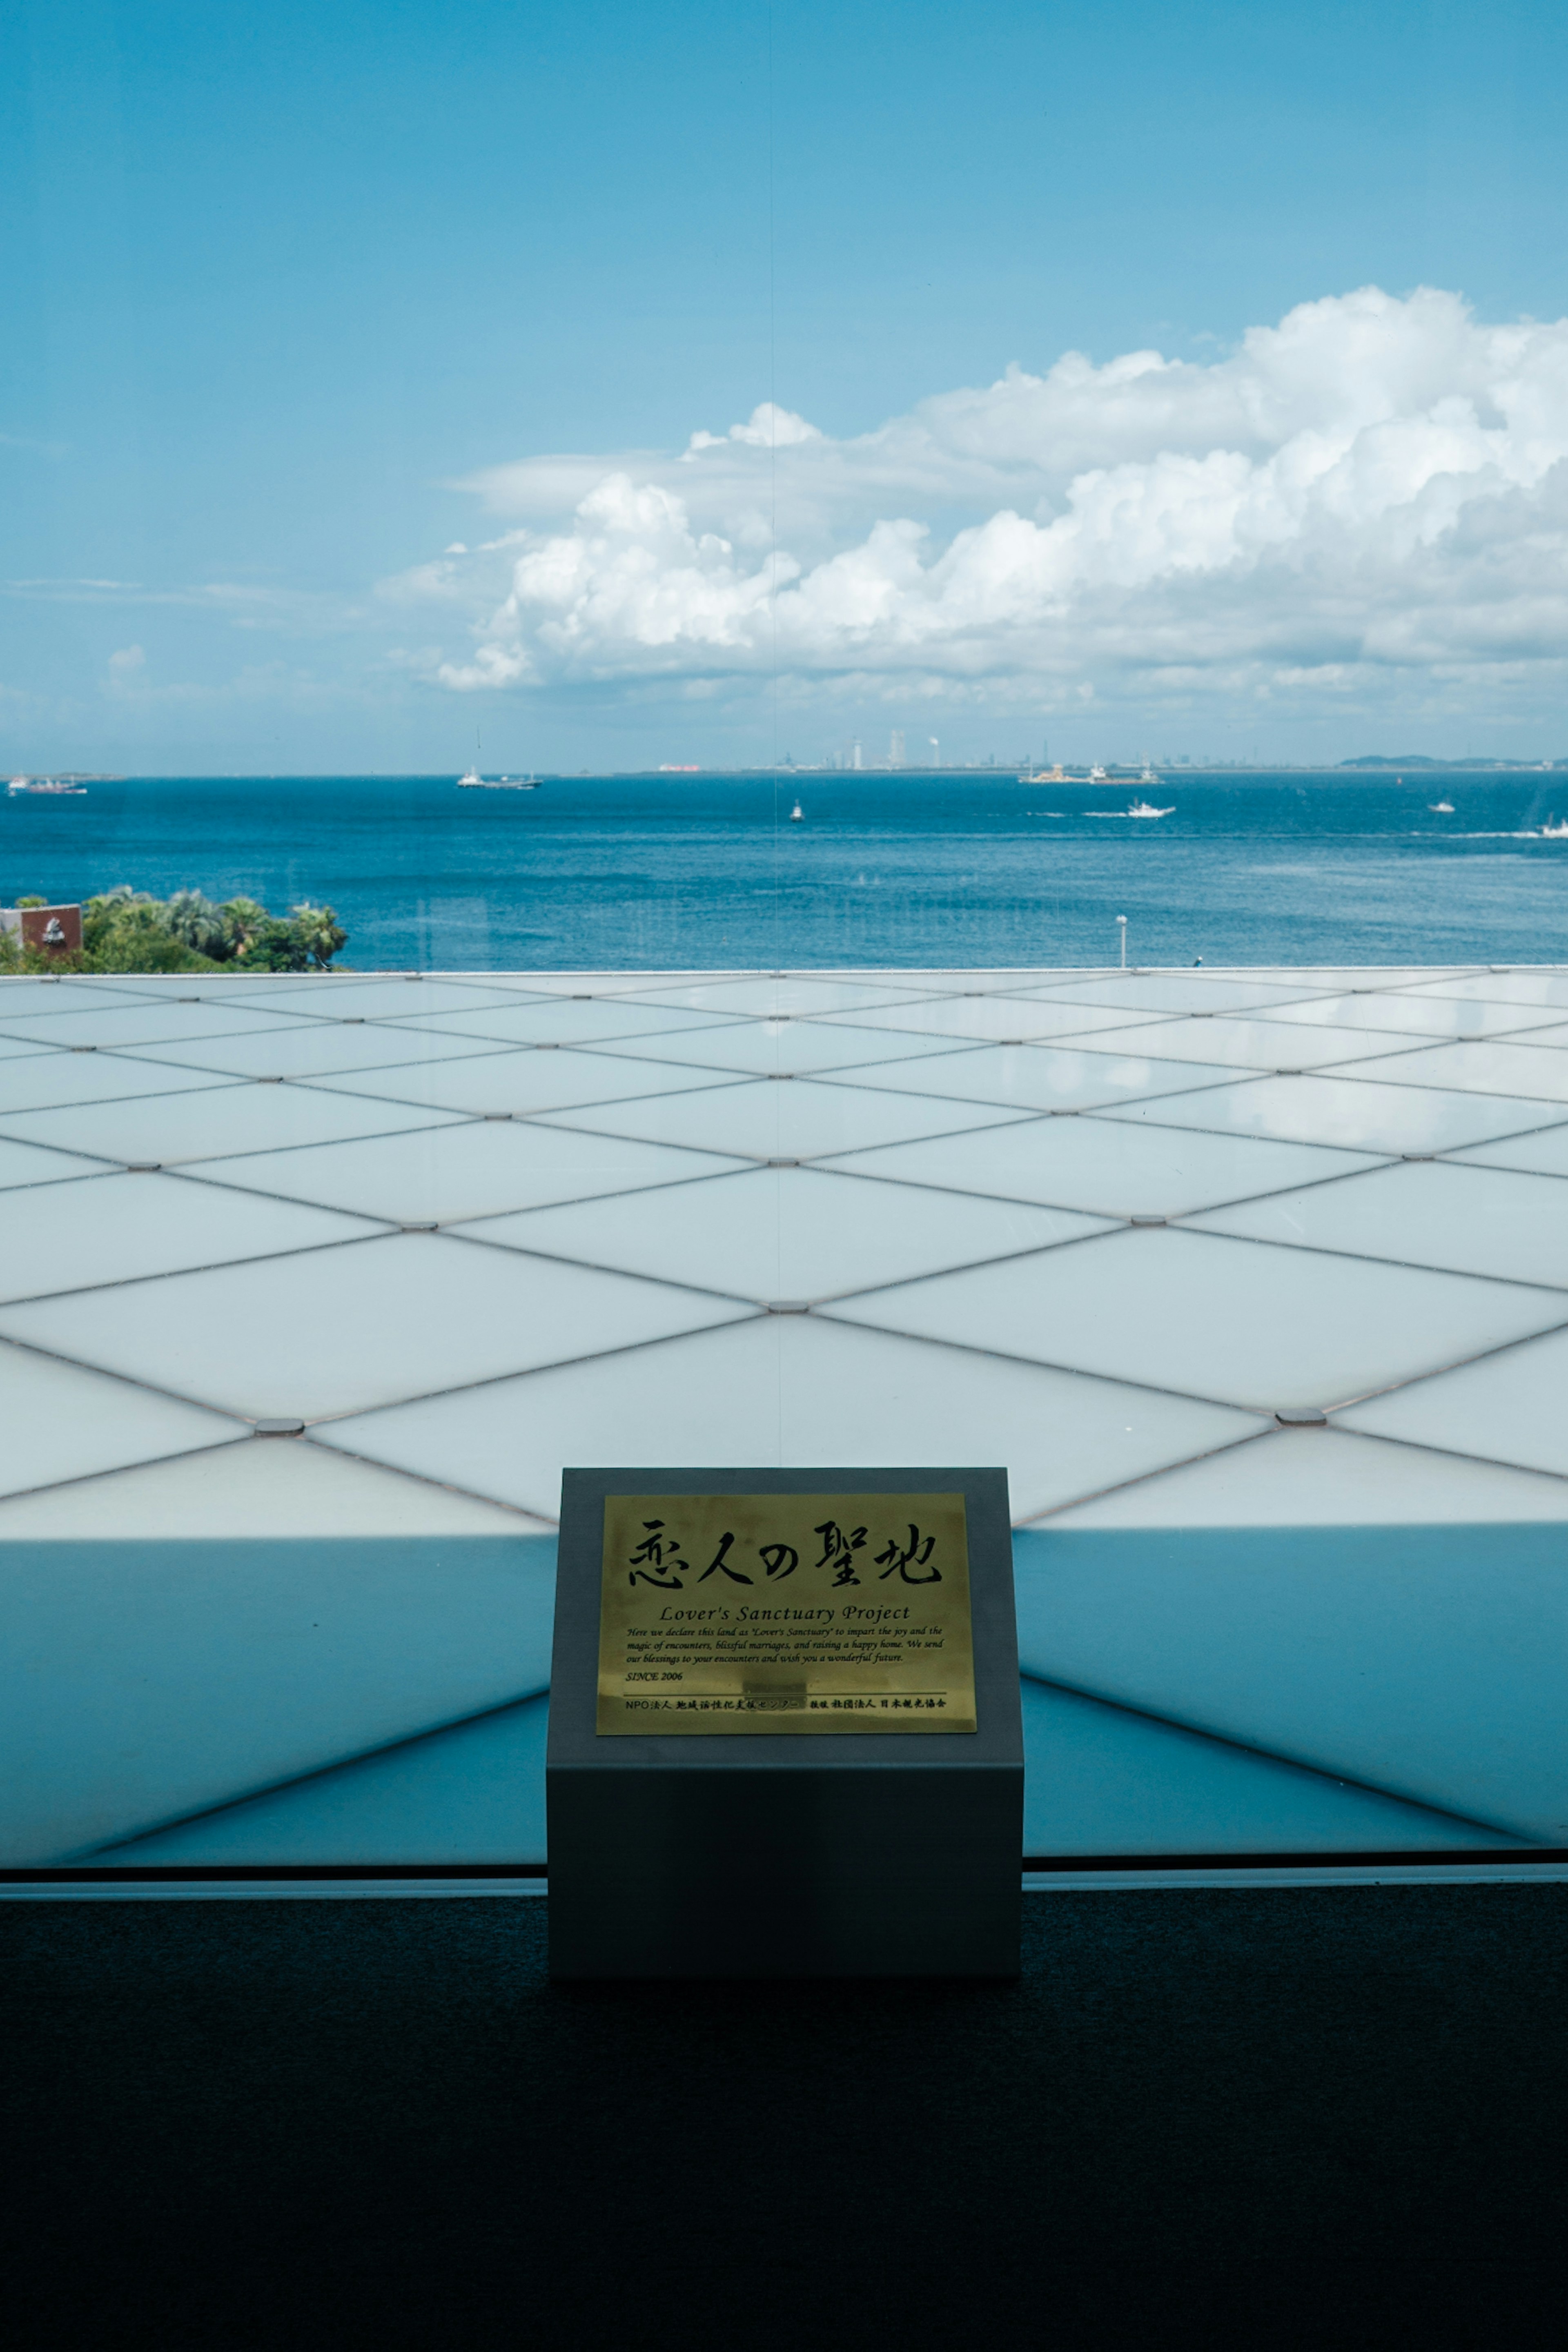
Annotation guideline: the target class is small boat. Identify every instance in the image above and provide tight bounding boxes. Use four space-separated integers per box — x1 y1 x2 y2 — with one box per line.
1127 800 1174 818
461 774 540 790
1087 764 1109 783
790 800 804 821
1539 817 1568 839
8 777 87 795
1429 801 1454 813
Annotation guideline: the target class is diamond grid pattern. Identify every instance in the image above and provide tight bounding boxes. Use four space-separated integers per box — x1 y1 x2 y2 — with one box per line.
4 964 1566 1868
6 963 1566 1517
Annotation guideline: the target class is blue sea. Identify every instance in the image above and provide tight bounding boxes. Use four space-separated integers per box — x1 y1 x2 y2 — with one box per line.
6 771 1568 970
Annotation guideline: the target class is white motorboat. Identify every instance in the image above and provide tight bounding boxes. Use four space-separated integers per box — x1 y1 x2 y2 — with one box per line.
1127 800 1174 818
1429 801 1455 813
1539 817 1568 838
790 800 804 821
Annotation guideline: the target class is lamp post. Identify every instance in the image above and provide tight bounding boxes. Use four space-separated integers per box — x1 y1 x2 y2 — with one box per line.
1116 914 1127 970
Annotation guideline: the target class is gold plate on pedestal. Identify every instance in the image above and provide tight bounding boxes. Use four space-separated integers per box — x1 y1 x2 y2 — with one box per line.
596 1492 976 1735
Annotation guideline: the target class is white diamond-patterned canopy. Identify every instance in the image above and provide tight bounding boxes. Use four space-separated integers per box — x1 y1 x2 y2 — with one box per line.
4 963 1565 1872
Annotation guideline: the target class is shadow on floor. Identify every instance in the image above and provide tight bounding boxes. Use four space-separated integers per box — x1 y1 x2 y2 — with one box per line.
4 1889 1565 2350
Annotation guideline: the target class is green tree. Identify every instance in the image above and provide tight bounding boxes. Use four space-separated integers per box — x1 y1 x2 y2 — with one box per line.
220 897 271 957
89 904 214 973
4 880 347 974
78 887 210 972
165 889 232 960
236 917 310 971
289 902 347 969
82 886 158 955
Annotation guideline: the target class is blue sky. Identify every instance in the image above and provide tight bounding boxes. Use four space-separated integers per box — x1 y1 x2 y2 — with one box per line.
4 0 1566 772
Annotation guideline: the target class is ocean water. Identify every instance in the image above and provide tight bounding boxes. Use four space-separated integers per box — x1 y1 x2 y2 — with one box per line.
5 770 1568 970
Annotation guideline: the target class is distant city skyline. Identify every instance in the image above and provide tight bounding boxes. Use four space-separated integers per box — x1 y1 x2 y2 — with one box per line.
4 0 1566 773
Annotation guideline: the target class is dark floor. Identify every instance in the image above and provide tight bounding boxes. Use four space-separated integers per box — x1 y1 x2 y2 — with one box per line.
4 1889 1566 2350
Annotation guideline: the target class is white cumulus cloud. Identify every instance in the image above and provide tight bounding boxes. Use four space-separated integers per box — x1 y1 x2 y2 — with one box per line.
384 287 1568 717
106 644 146 688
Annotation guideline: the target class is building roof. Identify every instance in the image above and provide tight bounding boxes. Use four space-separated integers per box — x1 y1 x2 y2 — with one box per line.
4 964 1565 1872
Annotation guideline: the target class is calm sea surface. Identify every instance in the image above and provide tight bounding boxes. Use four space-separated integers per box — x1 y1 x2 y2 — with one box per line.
6 771 1568 970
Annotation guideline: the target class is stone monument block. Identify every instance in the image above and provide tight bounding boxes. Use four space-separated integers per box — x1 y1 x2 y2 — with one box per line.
547 1467 1022 1978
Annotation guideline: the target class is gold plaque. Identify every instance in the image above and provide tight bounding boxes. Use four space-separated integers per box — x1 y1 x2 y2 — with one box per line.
596 1493 976 1735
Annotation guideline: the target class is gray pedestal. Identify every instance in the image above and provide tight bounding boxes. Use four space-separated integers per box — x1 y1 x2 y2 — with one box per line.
547 1467 1022 1979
